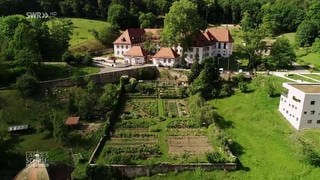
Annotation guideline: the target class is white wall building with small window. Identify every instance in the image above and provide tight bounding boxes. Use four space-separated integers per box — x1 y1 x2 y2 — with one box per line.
279 83 320 130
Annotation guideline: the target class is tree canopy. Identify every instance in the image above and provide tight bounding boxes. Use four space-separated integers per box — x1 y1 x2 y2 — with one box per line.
161 0 204 48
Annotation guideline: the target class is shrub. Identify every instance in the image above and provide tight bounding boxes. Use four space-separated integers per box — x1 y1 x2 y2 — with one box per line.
206 151 226 163
138 68 157 80
219 84 233 97
238 81 249 93
137 83 156 95
16 73 39 97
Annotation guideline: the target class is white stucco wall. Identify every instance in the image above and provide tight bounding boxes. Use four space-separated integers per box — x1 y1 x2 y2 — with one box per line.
279 83 320 130
124 56 145 65
114 44 131 57
152 58 176 67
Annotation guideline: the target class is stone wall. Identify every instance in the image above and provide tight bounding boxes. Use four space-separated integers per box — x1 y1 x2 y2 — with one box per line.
91 163 237 178
39 66 158 88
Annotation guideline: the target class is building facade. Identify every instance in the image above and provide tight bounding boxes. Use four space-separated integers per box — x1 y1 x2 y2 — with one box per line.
152 47 179 67
113 28 233 66
279 83 320 130
123 46 147 65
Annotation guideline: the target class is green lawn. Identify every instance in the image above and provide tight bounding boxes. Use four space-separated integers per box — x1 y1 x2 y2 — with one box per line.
0 89 102 177
34 64 100 81
0 90 70 174
139 76 320 179
301 74 320 81
286 74 318 83
69 18 109 47
279 33 296 46
298 53 320 68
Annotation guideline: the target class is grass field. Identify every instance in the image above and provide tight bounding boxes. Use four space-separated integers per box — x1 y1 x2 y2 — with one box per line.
301 74 320 81
139 75 320 179
0 90 70 174
35 64 100 81
0 89 103 177
286 74 318 83
69 18 109 47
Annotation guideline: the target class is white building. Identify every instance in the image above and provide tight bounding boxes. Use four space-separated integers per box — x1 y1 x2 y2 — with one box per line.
279 83 320 130
123 46 147 65
113 28 233 65
184 28 233 64
152 47 179 67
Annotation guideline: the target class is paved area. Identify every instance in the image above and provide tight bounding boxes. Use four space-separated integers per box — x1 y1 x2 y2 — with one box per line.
270 70 320 83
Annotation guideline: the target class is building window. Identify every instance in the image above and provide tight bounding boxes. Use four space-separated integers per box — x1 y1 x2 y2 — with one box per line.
311 101 315 105
126 45 128 49
117 51 119 55
304 111 307 115
317 120 320 124
296 118 298 121
307 120 312 124
224 43 227 49
293 96 301 103
121 45 123 48
311 110 315 115
117 45 119 48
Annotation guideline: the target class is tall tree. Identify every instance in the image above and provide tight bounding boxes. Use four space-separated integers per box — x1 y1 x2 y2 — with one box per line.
189 57 220 99
240 29 266 72
107 3 130 29
48 18 73 60
268 37 296 69
52 110 67 142
296 20 318 47
139 12 157 28
161 0 205 49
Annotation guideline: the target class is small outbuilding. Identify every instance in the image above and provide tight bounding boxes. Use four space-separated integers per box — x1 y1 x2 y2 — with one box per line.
123 46 148 65
65 116 80 127
152 47 179 67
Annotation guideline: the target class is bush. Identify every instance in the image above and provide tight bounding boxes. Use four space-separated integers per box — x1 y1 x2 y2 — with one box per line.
206 151 227 163
238 81 249 93
16 73 39 97
62 51 93 65
219 84 233 97
137 83 156 95
138 68 157 80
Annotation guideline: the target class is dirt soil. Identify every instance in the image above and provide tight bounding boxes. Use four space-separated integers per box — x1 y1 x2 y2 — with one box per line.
168 136 214 155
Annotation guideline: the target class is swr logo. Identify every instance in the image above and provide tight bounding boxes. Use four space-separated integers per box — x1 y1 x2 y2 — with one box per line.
26 12 51 19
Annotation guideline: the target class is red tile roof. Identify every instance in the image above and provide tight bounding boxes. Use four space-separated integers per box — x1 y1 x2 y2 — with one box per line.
205 27 233 42
65 116 80 126
113 28 145 45
153 47 179 59
123 46 147 57
114 28 233 46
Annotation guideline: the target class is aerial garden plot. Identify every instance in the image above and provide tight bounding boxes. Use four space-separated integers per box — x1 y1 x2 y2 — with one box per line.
97 78 236 165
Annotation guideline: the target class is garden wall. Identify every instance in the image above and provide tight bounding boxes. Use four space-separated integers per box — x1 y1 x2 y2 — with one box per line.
92 163 237 178
39 66 158 88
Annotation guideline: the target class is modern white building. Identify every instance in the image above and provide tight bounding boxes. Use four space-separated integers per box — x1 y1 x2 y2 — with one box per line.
279 83 320 130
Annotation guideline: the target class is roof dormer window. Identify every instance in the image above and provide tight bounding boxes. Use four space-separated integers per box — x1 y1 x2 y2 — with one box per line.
122 38 126 42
